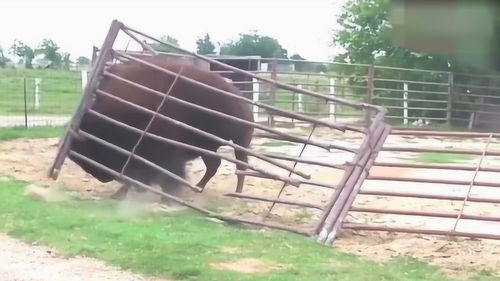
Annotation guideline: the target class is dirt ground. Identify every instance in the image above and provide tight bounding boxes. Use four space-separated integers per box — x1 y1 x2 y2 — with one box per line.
1 131 500 279
0 233 168 281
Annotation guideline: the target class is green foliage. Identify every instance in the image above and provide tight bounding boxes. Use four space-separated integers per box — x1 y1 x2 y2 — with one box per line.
150 35 180 53
0 68 81 115
36 39 62 69
0 45 9 68
9 40 35 69
220 32 288 58
76 56 90 66
61 53 72 70
0 127 63 140
0 179 472 281
196 33 216 55
416 153 474 164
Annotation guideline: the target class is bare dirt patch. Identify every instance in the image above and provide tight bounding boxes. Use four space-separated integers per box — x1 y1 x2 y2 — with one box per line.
1 134 500 278
0 233 168 281
210 258 287 274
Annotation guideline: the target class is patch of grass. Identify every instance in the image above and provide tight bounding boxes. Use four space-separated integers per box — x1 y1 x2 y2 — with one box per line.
416 152 474 164
0 179 483 281
0 126 64 141
0 69 81 115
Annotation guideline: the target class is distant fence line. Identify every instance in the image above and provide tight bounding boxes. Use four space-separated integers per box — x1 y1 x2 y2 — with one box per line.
1 57 499 131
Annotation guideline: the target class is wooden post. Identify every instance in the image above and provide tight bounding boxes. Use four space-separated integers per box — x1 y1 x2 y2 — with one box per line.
268 59 278 127
34 78 41 110
329 78 336 121
446 72 454 126
297 84 303 113
81 70 88 92
403 82 408 125
365 65 375 124
252 78 259 121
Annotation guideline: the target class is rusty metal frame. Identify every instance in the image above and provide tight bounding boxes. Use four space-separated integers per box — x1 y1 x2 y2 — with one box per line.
47 20 388 240
343 129 500 241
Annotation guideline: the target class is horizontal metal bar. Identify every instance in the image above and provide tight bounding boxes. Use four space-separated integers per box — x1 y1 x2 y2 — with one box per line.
373 87 448 95
451 108 500 116
374 65 450 74
350 207 500 222
254 132 358 153
114 37 383 114
112 54 361 133
78 130 203 192
382 106 446 111
367 175 500 188
373 96 448 104
389 130 500 138
86 110 305 187
97 75 334 151
69 150 210 213
453 92 500 100
374 78 449 86
261 152 347 170
454 83 500 91
382 146 500 156
89 92 311 180
225 193 324 210
342 225 500 240
374 161 500 173
358 190 500 204
235 170 337 189
384 116 448 121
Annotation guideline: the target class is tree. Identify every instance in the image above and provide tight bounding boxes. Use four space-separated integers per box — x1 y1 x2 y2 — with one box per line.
333 0 450 71
149 35 180 53
62 53 72 70
0 45 9 68
76 56 91 67
220 32 288 58
36 39 62 68
9 40 35 69
196 33 215 55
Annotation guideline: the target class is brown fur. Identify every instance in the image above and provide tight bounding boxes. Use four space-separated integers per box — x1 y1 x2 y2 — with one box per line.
69 57 254 199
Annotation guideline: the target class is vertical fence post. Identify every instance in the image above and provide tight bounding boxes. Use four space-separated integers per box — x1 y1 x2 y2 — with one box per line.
23 76 28 128
447 72 454 126
365 65 375 124
81 70 88 93
297 84 303 113
403 82 409 125
329 78 336 121
268 59 278 127
34 78 41 110
252 78 259 121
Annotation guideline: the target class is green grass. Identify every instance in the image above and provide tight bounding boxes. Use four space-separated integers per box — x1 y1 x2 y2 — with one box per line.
0 178 479 281
0 126 64 141
0 68 81 115
416 152 474 164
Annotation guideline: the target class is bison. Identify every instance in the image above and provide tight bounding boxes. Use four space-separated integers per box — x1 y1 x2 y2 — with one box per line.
69 56 254 200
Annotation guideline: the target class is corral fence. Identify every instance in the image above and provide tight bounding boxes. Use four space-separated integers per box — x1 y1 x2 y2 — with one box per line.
346 130 500 240
2 51 500 131
48 20 390 243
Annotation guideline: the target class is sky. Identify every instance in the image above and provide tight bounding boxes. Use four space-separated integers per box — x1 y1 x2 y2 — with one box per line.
1 0 346 62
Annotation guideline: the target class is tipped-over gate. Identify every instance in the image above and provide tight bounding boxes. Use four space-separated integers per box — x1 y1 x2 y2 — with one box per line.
48 20 389 244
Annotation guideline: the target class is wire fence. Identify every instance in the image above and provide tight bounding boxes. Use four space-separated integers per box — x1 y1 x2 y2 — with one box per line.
1 57 500 131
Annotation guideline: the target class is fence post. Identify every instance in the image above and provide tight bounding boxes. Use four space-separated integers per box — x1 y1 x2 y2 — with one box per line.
365 65 375 124
81 70 88 92
23 76 28 128
34 78 41 110
297 84 303 113
446 72 454 126
329 78 336 121
403 82 409 125
252 78 259 121
268 59 278 127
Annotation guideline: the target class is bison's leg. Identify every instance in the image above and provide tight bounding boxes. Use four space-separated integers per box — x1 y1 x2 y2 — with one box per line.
196 155 221 190
234 149 249 193
109 185 131 200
